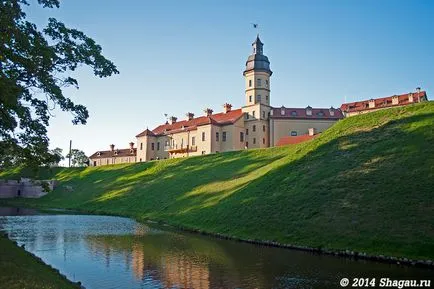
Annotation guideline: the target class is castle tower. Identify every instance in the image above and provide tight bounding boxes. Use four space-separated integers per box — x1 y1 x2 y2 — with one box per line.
242 35 272 149
243 35 272 106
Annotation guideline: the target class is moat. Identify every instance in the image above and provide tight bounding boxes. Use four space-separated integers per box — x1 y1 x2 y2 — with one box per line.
0 207 431 289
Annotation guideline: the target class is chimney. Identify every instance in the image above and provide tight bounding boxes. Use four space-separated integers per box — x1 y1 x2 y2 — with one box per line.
110 144 115 151
369 99 375 108
169 116 177 124
129 142 134 149
392 95 399 105
223 103 232 113
204 108 213 117
408 93 414 103
186 112 194 121
308 128 316 136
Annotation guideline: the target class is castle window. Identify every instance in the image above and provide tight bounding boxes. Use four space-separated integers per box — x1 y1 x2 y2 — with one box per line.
253 125 256 132
317 111 324 116
222 132 227 142
249 80 252 87
151 143 155 150
291 131 297 136
240 132 244 142
291 111 297 116
266 95 269 101
216 132 219 142
139 158 142 162
257 95 261 102
246 113 249 120
257 79 262 87
253 138 256 144
202 132 206 141
263 125 266 132
246 142 249 148
263 138 265 144
265 80 269 88
246 128 249 135
157 142 160 150
249 95 252 102
262 111 265 119
252 111 256 118
140 143 143 150
192 136 196 146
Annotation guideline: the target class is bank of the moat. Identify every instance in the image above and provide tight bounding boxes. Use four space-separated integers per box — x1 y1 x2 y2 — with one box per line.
0 208 432 289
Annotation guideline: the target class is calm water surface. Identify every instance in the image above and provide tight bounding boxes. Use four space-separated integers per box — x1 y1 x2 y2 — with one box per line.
0 207 431 289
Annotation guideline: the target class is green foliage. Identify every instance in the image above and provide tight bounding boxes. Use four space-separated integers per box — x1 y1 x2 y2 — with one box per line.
3 102 434 260
0 234 80 289
0 0 118 169
49 147 64 166
66 148 88 167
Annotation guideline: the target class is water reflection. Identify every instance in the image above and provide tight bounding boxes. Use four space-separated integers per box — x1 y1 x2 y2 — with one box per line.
0 209 432 289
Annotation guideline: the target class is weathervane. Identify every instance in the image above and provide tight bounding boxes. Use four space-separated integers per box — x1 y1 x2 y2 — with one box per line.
251 23 259 35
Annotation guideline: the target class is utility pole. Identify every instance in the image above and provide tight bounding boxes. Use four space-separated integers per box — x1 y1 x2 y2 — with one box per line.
68 140 72 167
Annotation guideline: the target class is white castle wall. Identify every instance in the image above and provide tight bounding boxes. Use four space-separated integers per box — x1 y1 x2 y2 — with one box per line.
0 178 57 199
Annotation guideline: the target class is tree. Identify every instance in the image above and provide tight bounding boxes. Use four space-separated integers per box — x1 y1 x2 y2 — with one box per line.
49 147 64 166
0 0 119 169
66 149 88 167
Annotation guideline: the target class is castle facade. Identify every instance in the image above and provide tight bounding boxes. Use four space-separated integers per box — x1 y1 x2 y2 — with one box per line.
90 36 426 166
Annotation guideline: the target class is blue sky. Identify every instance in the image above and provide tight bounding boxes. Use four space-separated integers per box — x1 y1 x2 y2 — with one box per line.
25 0 434 159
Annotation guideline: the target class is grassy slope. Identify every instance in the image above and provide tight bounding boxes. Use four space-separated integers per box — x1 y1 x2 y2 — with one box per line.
2 102 434 260
0 235 79 289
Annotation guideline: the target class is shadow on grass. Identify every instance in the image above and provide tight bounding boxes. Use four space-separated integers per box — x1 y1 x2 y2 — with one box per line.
5 104 434 260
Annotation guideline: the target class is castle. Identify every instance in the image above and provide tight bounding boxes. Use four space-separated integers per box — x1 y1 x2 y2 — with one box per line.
89 36 426 166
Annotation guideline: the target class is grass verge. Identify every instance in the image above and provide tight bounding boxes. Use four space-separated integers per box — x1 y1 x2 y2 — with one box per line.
2 102 434 261
0 234 80 289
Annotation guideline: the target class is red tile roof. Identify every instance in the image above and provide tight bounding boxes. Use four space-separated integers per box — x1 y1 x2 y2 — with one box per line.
89 148 137 159
276 134 318 146
271 107 344 120
340 91 427 113
136 129 156 138
136 109 244 137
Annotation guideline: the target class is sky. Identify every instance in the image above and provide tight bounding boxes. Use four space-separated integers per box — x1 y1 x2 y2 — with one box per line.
24 0 434 161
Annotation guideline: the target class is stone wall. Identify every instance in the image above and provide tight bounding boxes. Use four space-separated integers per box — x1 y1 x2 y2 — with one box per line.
0 178 57 199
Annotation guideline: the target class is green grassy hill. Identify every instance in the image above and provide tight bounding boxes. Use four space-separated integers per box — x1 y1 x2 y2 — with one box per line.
2 102 434 260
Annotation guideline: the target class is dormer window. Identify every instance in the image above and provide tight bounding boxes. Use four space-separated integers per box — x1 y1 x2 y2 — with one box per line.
329 107 335 116
97 152 101 157
114 150 119 156
280 106 285 116
306 106 312 116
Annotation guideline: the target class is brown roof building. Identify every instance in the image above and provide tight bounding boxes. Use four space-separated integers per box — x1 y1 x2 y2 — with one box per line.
340 89 428 117
89 37 429 165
